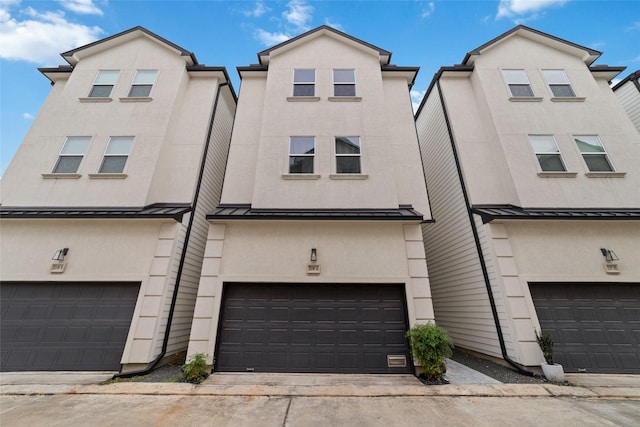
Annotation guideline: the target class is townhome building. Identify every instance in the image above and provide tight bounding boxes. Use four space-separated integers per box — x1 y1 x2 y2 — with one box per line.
186 26 435 374
613 70 640 135
415 25 640 374
0 27 236 373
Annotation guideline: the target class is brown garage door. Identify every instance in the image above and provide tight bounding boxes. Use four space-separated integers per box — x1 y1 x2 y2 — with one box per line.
530 283 640 374
1 282 139 371
216 283 412 373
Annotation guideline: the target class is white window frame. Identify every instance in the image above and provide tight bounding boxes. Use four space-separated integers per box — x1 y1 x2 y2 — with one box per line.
502 69 534 98
52 136 91 174
98 136 134 174
574 135 615 172
293 69 315 97
334 136 362 174
88 70 119 98
528 135 567 172
542 70 576 97
288 136 315 174
128 70 158 97
333 69 356 97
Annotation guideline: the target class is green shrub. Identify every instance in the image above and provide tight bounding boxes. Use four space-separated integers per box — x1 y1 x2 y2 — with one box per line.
406 323 454 381
535 330 554 365
181 353 212 384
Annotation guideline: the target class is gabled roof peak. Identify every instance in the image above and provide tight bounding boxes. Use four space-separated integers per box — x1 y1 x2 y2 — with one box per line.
463 25 601 66
257 25 391 65
61 26 198 66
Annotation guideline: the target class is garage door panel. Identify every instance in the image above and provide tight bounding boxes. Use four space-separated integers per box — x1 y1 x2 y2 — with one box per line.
1 282 139 371
216 283 411 373
531 282 640 374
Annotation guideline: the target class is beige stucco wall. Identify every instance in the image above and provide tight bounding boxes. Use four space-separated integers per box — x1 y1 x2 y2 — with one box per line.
0 218 186 365
482 220 640 366
187 221 434 362
441 34 640 208
220 34 431 217
1 35 219 207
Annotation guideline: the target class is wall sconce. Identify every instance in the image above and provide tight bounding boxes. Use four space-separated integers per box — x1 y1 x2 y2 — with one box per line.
310 248 317 262
52 248 69 261
600 248 619 262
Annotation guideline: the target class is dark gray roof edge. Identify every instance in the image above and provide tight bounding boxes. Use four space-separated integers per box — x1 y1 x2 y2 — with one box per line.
256 25 392 65
612 69 640 92
462 25 602 66
414 65 474 118
381 65 420 88
207 204 424 221
61 26 198 65
0 203 192 221
38 65 73 73
472 204 640 224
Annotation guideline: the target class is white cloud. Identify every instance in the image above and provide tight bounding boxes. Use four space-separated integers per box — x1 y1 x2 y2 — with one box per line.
283 0 313 31
411 89 426 112
497 0 569 20
324 18 343 31
626 21 640 31
22 112 34 119
420 1 435 19
254 28 291 46
0 6 103 65
57 0 103 15
242 1 269 18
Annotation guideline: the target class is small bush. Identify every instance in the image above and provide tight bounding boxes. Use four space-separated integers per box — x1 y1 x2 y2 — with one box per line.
406 323 454 381
181 353 212 384
535 330 554 365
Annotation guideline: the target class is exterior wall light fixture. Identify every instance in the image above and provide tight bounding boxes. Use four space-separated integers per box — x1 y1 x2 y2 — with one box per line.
600 248 619 262
310 248 318 262
600 248 620 275
52 248 69 261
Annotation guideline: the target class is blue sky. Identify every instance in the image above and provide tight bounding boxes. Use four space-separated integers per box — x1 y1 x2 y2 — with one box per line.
1 0 639 176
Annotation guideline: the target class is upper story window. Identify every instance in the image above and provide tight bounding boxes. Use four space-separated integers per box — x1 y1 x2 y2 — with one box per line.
52 136 91 173
335 136 361 173
528 135 566 172
128 70 157 97
333 69 356 96
574 135 614 172
89 70 119 98
542 70 575 97
289 136 315 173
98 136 133 173
502 69 534 97
293 69 315 96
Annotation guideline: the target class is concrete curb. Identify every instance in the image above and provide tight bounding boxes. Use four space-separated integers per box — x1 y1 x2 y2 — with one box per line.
2 382 639 399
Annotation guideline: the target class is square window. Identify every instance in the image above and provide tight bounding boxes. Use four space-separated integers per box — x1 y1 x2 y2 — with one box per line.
333 69 356 97
574 135 614 172
293 69 315 96
543 70 575 97
335 136 361 173
528 135 566 172
89 70 119 98
502 69 534 97
289 136 315 173
52 136 91 173
98 136 133 173
128 70 157 97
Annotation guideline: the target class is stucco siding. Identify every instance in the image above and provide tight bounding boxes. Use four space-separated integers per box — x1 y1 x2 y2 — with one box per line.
416 85 502 358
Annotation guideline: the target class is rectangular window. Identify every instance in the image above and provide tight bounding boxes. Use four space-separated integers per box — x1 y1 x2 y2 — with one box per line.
543 70 575 97
89 70 119 97
128 70 157 97
289 136 315 173
528 135 566 172
333 69 356 96
293 69 315 96
574 135 614 171
52 136 91 173
502 69 534 97
99 136 133 173
335 136 361 173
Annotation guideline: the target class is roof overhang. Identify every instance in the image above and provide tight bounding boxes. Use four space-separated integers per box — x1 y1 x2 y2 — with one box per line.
612 69 640 92
0 203 192 222
590 65 627 83
472 205 640 224
381 65 419 88
38 66 73 84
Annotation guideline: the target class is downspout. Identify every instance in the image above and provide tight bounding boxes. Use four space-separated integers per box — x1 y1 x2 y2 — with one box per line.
435 80 533 376
113 82 228 378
